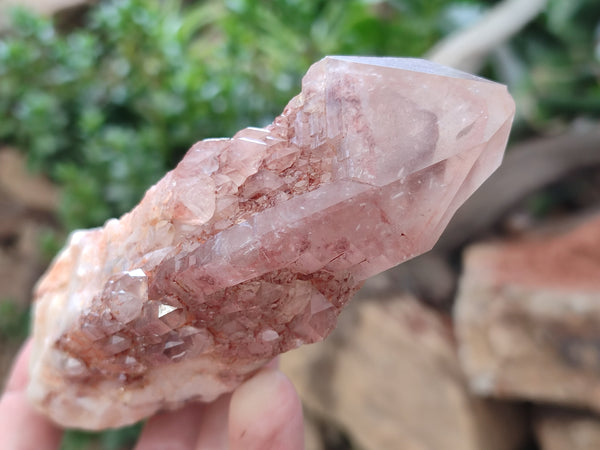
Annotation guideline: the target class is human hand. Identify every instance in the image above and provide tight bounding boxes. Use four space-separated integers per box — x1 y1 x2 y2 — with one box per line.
0 340 304 450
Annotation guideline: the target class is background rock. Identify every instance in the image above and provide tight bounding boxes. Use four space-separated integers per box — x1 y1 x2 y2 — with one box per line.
534 408 600 450
0 148 59 213
303 412 326 450
0 148 58 307
455 215 600 410
282 295 527 450
0 148 60 386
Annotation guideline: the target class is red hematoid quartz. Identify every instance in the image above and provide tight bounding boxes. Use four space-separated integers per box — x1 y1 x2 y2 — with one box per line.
28 56 515 429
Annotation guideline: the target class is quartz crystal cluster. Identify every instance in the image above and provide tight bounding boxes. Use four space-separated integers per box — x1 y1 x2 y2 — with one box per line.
28 56 515 429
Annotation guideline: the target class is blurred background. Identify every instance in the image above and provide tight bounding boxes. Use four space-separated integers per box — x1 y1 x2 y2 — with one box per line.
0 0 599 448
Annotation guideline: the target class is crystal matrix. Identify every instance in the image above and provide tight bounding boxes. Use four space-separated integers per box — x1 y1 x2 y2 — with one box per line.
28 56 515 429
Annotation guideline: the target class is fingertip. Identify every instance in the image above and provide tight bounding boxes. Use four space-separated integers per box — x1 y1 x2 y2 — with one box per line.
229 369 304 450
4 339 32 393
0 339 63 450
264 356 280 370
0 392 63 450
193 393 231 450
135 402 204 450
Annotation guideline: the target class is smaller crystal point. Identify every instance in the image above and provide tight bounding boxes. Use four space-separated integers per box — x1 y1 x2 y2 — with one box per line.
157 304 177 317
28 56 514 429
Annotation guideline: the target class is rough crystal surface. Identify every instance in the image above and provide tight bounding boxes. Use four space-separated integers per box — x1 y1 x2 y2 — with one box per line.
28 56 515 429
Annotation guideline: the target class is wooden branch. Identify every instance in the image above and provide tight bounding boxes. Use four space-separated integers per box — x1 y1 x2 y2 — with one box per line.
0 0 90 31
427 0 547 72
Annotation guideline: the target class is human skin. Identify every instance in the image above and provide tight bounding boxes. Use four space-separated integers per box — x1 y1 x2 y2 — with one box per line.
0 340 304 450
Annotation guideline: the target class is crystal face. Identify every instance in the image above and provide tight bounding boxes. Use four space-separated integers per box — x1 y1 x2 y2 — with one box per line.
28 56 515 430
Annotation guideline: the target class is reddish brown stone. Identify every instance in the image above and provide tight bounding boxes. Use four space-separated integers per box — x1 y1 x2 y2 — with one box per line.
455 215 600 410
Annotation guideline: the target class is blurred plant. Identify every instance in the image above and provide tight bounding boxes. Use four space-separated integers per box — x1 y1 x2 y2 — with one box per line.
60 423 142 450
0 0 221 229
0 299 29 341
38 227 67 263
0 0 463 231
487 0 600 133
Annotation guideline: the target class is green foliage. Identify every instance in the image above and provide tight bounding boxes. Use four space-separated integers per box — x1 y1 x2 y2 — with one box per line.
489 0 600 132
0 299 29 341
60 423 142 450
38 227 66 263
0 0 463 230
1 1 215 229
537 0 600 117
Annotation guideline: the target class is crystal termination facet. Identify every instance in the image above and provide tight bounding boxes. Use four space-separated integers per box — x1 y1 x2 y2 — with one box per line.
28 56 515 429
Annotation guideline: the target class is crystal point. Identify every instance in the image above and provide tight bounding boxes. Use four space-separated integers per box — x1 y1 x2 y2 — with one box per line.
28 56 514 429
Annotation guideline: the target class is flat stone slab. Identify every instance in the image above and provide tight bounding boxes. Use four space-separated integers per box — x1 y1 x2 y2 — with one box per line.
282 295 527 450
455 215 600 410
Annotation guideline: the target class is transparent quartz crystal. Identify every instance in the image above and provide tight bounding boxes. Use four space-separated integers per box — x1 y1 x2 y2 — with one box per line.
28 56 515 429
